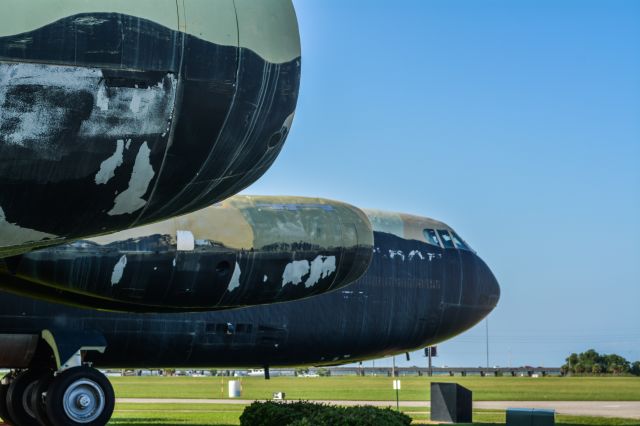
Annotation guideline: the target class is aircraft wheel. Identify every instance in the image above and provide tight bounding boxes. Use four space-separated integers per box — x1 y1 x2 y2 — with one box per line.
29 372 54 426
6 369 42 426
45 367 114 426
0 375 15 426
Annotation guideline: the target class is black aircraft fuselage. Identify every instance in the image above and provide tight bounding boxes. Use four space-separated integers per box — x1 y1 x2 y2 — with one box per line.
0 226 500 369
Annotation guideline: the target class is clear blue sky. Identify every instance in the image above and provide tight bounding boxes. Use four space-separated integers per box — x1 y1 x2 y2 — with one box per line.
246 0 640 367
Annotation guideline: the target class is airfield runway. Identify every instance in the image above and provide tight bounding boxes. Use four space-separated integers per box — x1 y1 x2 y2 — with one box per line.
117 398 640 419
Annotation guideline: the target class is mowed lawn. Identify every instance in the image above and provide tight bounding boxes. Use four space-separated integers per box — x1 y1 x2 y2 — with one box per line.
110 375 640 401
110 404 640 425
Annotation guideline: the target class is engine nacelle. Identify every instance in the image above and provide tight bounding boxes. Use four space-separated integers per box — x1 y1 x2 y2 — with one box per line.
0 196 373 312
0 1 300 257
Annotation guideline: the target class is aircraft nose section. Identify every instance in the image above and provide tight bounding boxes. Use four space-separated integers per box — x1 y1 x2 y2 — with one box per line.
476 255 501 311
429 253 500 342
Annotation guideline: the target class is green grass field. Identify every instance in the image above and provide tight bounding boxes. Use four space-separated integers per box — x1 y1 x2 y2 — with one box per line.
109 403 640 425
3 376 640 424
105 376 640 425
110 375 640 401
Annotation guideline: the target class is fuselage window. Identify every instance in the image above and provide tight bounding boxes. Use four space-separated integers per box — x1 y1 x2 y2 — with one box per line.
423 229 442 247
451 231 470 250
437 230 455 249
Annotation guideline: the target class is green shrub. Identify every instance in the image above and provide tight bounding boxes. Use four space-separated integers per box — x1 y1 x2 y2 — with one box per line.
239 401 325 426
240 401 411 426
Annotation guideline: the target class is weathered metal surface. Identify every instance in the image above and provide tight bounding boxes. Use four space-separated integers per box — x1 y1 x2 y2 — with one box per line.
0 211 500 369
0 196 373 311
0 1 301 258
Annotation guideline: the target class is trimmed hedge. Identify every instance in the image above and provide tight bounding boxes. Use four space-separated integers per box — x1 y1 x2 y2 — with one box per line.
239 401 412 426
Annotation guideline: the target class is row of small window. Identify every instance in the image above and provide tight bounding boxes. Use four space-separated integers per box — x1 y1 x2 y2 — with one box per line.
423 228 471 250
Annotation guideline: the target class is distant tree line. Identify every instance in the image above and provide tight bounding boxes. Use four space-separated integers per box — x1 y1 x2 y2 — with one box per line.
561 349 640 376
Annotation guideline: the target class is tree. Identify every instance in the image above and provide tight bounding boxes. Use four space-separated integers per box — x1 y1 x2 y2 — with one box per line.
631 361 640 377
603 354 630 375
567 353 579 368
563 350 632 375
580 349 601 372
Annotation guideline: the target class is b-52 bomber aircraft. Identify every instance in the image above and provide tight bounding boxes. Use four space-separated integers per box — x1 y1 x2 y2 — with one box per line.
0 1 501 426
0 197 500 426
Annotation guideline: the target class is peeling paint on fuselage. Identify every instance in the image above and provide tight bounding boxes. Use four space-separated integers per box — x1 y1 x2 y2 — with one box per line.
110 255 127 285
305 255 336 288
282 259 310 286
0 63 177 159
95 139 125 185
108 142 155 216
282 111 295 132
228 262 241 291
96 83 109 111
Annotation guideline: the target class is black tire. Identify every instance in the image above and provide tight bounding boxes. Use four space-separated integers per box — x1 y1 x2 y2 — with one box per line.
6 370 43 426
45 367 114 426
0 379 15 426
29 372 54 426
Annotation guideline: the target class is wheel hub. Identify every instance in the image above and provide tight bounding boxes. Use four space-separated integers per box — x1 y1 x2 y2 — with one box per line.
77 394 91 408
62 379 105 423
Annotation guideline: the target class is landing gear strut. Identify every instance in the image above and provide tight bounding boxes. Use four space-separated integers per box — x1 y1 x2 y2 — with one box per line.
1 368 114 426
1 330 113 426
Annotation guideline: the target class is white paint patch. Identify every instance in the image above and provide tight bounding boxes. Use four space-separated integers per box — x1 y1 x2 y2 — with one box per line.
408 250 425 260
110 255 127 285
94 139 124 185
282 260 310 286
0 206 57 248
96 83 109 111
0 63 177 160
176 230 195 251
107 142 155 216
0 63 100 153
228 262 241 291
263 275 268 282
78 74 177 139
305 255 337 288
129 91 142 114
282 111 295 131
389 250 405 261
125 139 131 150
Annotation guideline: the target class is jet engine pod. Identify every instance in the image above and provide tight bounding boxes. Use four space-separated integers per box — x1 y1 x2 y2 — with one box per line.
0 1 301 258
0 196 373 312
